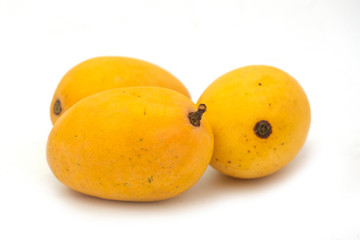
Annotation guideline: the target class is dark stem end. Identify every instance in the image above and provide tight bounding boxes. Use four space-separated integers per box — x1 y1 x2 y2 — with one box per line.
254 120 272 138
53 99 62 115
188 104 207 127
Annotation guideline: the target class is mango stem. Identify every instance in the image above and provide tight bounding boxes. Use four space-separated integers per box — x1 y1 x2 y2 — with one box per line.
254 120 272 138
188 104 207 127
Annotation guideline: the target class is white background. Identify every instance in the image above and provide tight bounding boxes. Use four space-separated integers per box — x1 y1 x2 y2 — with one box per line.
1 0 360 239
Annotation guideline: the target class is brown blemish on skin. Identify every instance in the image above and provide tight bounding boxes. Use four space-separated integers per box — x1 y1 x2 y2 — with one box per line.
258 83 262 86
248 150 251 153
254 120 272 139
147 176 153 183
188 104 207 127
53 99 62 115
228 161 231 164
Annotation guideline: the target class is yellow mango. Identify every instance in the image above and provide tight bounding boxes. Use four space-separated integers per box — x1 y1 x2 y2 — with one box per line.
47 87 213 201
197 65 311 178
50 56 190 124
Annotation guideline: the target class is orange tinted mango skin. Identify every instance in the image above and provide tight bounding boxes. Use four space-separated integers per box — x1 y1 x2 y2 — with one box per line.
47 87 213 201
50 56 190 124
197 65 311 179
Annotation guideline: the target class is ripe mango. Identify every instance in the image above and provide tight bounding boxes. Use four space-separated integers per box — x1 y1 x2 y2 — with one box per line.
197 65 311 178
50 56 190 124
47 87 213 201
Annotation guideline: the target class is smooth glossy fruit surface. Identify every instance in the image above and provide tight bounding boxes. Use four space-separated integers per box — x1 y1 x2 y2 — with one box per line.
50 56 190 124
47 87 213 201
197 65 310 178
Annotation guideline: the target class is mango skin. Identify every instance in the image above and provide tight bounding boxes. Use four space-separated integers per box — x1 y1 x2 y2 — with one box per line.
47 87 213 201
197 65 311 179
50 56 191 124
